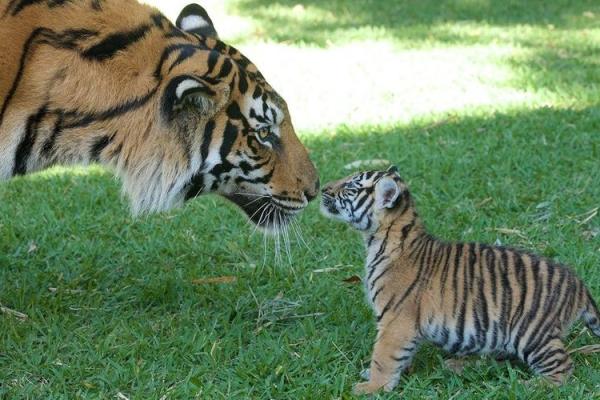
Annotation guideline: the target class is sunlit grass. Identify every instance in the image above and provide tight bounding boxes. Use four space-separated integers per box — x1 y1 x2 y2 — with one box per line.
144 0 600 131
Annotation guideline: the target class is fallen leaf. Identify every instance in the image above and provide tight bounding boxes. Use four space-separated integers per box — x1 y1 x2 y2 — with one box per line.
28 241 37 254
582 228 599 240
342 275 362 284
191 276 237 285
444 358 469 374
494 227 527 239
0 304 28 320
313 267 340 273
476 197 492 207
576 207 598 225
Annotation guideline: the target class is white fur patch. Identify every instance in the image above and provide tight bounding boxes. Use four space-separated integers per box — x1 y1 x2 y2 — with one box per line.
180 15 210 32
176 79 203 99
245 96 283 137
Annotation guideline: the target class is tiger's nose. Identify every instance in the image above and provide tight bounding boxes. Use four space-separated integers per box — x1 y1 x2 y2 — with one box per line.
304 178 320 202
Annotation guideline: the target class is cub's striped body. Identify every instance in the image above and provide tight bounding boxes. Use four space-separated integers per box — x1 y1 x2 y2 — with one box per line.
0 0 318 229
321 167 600 394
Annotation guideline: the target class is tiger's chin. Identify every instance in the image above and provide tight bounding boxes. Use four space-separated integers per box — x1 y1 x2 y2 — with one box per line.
225 193 298 234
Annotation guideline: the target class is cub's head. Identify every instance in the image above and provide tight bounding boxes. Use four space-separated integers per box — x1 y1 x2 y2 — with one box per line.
320 166 409 232
150 4 318 231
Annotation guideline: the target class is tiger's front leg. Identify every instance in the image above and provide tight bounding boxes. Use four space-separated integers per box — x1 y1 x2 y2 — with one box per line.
354 314 420 395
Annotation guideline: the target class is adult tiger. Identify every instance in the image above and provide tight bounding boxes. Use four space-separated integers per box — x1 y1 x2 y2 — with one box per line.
0 0 319 231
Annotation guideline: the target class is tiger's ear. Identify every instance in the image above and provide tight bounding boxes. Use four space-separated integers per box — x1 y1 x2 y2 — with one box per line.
387 165 399 174
176 4 218 39
375 176 401 209
162 76 230 121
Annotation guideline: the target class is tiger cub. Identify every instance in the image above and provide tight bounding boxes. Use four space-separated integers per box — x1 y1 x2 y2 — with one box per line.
320 166 600 394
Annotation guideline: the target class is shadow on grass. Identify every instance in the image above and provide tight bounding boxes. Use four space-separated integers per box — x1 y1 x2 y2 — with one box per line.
1 100 599 398
0 105 599 399
1 105 598 304
228 0 600 105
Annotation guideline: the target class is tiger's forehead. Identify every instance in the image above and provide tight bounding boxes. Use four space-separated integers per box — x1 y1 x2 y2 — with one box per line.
241 92 285 131
348 170 385 184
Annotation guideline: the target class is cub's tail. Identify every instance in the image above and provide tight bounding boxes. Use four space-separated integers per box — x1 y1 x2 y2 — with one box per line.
582 289 600 337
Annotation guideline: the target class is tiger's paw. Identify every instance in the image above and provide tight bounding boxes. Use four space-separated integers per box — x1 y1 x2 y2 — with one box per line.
353 381 382 395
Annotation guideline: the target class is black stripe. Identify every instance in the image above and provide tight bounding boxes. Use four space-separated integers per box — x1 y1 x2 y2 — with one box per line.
510 254 528 332
485 247 498 305
11 0 44 15
372 286 384 303
237 70 249 94
89 134 112 162
154 44 189 79
4 0 19 16
1 28 50 127
392 241 430 313
354 191 370 211
8 0 68 16
476 247 489 345
367 255 388 274
82 24 151 61
185 172 205 200
391 355 411 362
13 104 48 176
498 248 512 340
370 265 393 290
401 220 414 241
376 294 396 322
439 244 452 300
451 244 469 353
207 50 220 75
220 121 238 159
234 166 274 185
451 243 464 317
526 267 566 352
167 45 198 73
41 111 63 156
217 58 233 78
64 88 158 129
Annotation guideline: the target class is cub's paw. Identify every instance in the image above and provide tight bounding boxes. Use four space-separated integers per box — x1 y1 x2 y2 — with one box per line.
360 368 370 380
353 381 382 395
383 376 400 392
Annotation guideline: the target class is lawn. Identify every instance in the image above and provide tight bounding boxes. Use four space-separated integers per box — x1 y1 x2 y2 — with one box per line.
1 0 600 399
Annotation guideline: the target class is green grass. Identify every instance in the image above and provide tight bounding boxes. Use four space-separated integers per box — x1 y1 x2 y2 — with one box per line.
1 1 600 399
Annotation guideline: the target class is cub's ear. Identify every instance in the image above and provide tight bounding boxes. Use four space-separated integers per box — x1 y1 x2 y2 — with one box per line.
375 176 401 209
162 76 230 121
176 3 218 39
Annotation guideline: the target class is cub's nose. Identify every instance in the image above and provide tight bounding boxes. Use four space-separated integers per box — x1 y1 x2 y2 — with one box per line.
321 183 334 197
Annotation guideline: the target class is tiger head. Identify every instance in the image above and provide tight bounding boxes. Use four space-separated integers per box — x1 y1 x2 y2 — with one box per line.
320 166 410 232
147 4 319 231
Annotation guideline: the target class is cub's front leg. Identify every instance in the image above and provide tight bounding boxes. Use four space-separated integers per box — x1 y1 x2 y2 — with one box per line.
354 314 420 395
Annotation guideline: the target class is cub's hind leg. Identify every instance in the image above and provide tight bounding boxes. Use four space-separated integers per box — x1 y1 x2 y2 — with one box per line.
354 314 419 395
526 337 573 385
